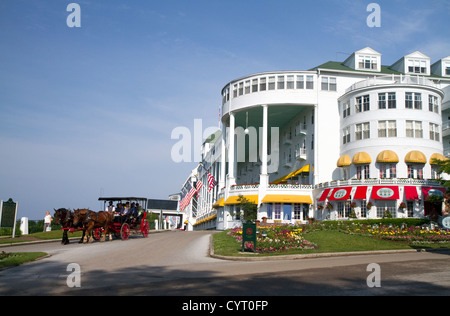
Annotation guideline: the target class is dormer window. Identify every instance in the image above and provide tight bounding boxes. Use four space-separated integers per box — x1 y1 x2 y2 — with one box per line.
358 55 378 70
407 59 427 74
343 47 382 72
445 61 450 75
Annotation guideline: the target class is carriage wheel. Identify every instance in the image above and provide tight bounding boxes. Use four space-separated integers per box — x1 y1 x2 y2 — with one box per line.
120 223 130 240
141 221 149 238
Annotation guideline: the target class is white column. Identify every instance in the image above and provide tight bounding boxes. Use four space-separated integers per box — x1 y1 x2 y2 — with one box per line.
228 112 236 186
220 122 226 189
260 105 269 185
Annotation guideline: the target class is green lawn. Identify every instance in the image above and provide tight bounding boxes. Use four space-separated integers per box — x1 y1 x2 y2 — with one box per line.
213 229 427 257
0 252 47 270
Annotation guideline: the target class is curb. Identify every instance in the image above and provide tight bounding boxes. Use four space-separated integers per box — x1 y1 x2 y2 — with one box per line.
0 229 172 248
207 234 450 261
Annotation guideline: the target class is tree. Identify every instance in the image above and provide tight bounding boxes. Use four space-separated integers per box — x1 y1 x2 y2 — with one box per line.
237 195 257 223
431 158 450 190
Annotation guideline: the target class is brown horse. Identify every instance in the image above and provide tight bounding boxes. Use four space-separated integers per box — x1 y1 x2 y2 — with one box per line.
73 209 113 243
53 208 86 245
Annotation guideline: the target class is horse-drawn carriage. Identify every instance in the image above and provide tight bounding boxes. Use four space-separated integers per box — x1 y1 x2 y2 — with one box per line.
97 197 150 241
53 197 150 244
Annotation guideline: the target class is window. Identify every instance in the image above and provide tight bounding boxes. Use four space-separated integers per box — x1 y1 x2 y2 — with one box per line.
343 102 350 118
259 77 267 91
306 75 314 89
274 203 281 219
245 80 250 94
405 92 422 109
337 202 351 218
407 165 424 179
296 75 304 89
378 120 396 137
414 93 422 109
357 165 370 179
378 93 386 109
293 204 302 220
277 76 285 89
358 55 378 70
343 126 350 144
233 84 238 98
405 92 413 108
388 93 396 108
360 200 367 218
429 95 439 113
429 123 440 141
363 95 370 111
406 120 423 138
431 165 441 179
286 75 294 89
321 77 328 90
252 79 258 93
321 77 337 91
407 59 427 74
376 201 396 218
355 122 370 140
407 201 414 217
239 82 244 96
379 164 396 179
268 76 275 90
356 95 370 112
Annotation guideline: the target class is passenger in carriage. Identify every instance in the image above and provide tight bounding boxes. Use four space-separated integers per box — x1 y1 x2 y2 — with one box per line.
114 203 125 223
121 202 133 222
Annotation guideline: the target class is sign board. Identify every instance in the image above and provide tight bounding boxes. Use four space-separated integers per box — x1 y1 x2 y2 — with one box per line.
0 198 18 238
242 222 257 252
441 215 450 230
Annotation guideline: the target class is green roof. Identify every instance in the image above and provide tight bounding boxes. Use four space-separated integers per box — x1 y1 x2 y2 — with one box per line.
311 61 447 79
311 61 402 75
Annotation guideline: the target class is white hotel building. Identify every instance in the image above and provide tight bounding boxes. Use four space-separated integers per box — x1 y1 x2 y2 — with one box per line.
179 47 450 231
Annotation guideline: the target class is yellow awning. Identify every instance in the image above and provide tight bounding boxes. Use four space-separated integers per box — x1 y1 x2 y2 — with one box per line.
337 155 351 167
261 194 313 204
272 165 312 184
224 195 259 205
429 153 448 165
212 197 224 208
404 150 426 163
353 152 372 164
376 150 399 163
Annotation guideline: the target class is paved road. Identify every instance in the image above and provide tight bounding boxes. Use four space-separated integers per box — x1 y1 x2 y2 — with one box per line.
1 230 449 296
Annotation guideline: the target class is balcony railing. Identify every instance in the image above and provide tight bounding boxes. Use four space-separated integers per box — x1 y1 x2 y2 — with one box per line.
316 178 442 189
345 74 439 94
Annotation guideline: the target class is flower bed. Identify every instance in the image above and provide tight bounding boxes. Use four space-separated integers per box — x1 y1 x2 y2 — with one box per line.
342 222 450 243
227 225 318 253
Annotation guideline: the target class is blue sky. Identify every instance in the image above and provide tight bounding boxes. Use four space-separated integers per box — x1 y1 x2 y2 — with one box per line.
0 0 449 220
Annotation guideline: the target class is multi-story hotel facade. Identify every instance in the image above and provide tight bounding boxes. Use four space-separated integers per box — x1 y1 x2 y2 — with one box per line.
179 47 450 231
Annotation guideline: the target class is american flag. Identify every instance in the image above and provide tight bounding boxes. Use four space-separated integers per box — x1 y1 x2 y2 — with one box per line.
179 181 196 211
196 180 203 198
207 172 217 191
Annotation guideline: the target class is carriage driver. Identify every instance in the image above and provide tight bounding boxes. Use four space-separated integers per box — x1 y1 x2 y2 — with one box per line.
106 201 115 213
